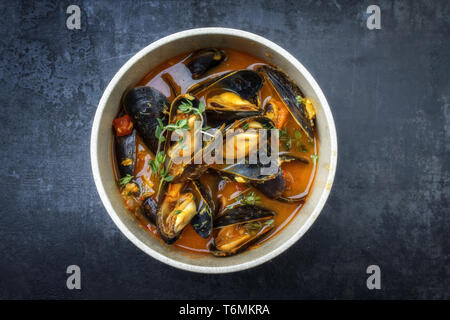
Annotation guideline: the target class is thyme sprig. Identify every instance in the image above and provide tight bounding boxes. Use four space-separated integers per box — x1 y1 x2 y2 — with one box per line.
226 191 261 210
119 174 133 187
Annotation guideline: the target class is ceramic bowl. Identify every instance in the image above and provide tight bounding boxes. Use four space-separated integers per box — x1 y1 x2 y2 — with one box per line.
90 28 337 273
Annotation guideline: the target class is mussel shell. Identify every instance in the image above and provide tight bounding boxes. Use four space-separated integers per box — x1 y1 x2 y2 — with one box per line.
214 161 279 183
168 94 204 123
155 181 184 244
185 49 226 79
167 93 226 183
210 205 275 257
189 180 215 238
114 129 136 178
258 65 314 140
214 205 275 228
188 70 264 102
211 116 279 183
224 115 275 131
123 86 170 153
255 153 310 201
204 109 261 128
253 168 285 199
141 196 158 225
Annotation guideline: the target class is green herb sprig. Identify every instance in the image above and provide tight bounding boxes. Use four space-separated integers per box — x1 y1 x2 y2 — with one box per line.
148 151 174 194
119 174 133 187
226 191 261 210
279 127 308 152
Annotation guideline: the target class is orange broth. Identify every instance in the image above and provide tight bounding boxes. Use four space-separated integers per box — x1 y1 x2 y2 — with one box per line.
115 48 318 255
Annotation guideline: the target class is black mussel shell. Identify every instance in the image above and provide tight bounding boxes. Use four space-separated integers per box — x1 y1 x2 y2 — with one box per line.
211 116 279 183
256 153 310 201
254 168 285 199
214 205 275 228
204 109 261 128
123 86 170 153
213 161 279 183
258 65 314 140
167 97 226 183
210 205 275 257
185 49 226 79
141 197 158 225
188 70 264 102
115 129 136 178
189 181 215 238
155 182 184 244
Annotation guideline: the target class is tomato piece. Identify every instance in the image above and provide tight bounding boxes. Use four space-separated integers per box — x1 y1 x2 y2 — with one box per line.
274 103 289 129
113 114 133 136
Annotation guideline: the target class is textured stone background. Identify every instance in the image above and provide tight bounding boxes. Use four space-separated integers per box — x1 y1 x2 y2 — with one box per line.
0 0 448 299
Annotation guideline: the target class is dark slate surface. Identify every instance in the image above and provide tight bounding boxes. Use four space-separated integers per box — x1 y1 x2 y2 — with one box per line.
0 0 448 299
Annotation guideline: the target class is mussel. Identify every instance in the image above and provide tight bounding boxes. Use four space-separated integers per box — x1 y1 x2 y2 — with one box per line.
123 86 170 153
255 154 310 201
165 94 227 182
156 182 198 244
211 116 280 183
156 179 216 243
185 49 226 79
141 196 158 225
188 70 264 126
258 66 316 140
115 128 136 178
189 180 216 238
210 205 275 256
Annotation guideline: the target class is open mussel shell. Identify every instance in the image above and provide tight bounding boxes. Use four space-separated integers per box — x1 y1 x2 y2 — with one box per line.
166 94 227 183
156 182 198 244
188 70 264 127
188 180 216 238
185 48 226 79
210 205 275 257
189 69 263 103
211 116 279 183
204 89 262 127
114 128 136 178
258 65 315 140
255 153 310 201
165 94 204 181
123 86 170 154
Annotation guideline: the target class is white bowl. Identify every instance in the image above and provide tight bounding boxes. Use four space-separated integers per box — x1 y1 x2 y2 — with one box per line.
91 28 337 273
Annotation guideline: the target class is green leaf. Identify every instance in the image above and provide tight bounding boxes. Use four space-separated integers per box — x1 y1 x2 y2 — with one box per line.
242 122 249 131
172 210 182 215
156 151 165 164
296 96 304 105
119 174 133 187
164 175 174 182
285 138 292 150
198 101 206 114
294 129 302 140
279 127 289 138
165 124 177 131
148 160 157 173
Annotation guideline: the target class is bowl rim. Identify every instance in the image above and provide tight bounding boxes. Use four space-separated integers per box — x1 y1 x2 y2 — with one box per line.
90 27 337 273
